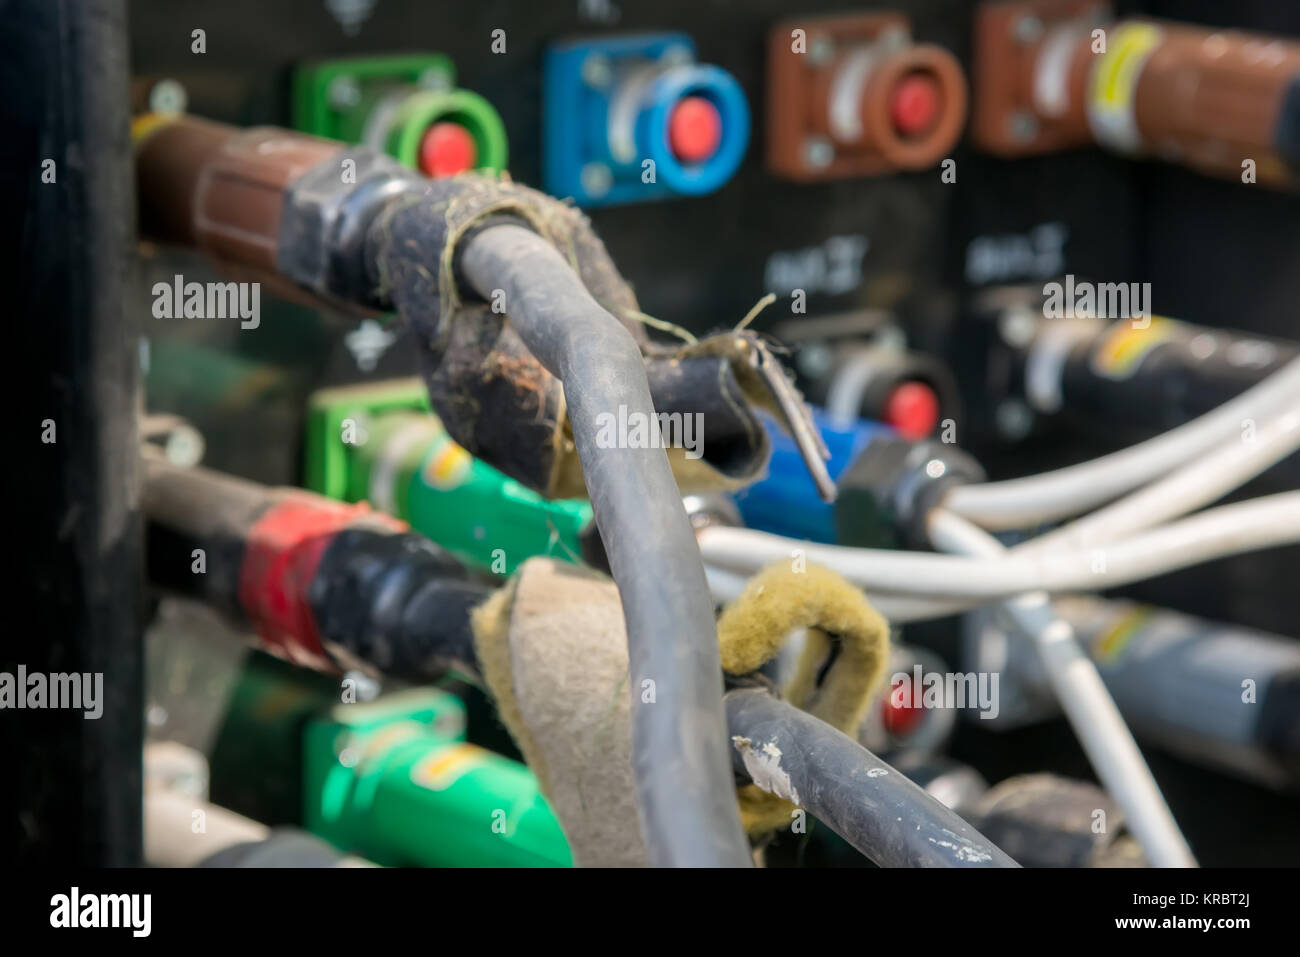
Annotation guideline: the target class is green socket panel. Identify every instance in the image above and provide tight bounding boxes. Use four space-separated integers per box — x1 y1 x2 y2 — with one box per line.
292 53 507 173
304 687 572 868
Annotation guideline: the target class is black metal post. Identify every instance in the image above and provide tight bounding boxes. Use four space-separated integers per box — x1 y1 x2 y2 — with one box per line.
4 0 143 866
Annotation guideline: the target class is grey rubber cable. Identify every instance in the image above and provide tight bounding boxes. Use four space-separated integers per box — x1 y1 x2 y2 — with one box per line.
724 689 1019 867
457 224 751 867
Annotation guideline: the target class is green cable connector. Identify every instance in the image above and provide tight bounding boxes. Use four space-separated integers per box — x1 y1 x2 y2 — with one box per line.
305 379 593 575
210 653 572 867
304 688 572 868
292 53 507 173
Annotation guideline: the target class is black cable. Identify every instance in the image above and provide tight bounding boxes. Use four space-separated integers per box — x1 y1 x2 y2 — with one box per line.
143 457 273 620
446 224 751 867
130 124 757 864
723 688 1019 868
143 458 488 685
309 525 488 683
148 451 1000 867
9 0 143 866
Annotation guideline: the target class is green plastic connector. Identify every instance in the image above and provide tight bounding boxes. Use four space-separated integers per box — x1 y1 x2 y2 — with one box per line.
292 53 507 173
303 688 572 868
305 379 593 575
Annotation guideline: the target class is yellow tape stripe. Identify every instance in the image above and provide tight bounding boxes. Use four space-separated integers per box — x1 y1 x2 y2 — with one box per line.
1091 22 1162 110
1091 315 1174 378
1093 607 1153 663
131 111 176 148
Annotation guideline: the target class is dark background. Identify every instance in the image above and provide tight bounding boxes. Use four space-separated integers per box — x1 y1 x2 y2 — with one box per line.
125 0 1300 864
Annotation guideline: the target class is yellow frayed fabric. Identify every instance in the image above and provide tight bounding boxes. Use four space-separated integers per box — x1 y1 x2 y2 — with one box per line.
716 561 891 835
472 557 889 853
469 558 649 866
470 575 552 792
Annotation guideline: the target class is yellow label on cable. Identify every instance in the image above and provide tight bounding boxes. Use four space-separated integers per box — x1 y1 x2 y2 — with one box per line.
131 111 177 147
421 435 472 491
1090 314 1175 380
1087 22 1163 153
411 743 488 791
1092 607 1153 664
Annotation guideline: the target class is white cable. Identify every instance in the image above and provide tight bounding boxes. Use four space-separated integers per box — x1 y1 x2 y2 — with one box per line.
1017 408 1300 556
927 508 1197 868
846 410 1300 621
705 400 1299 619
943 356 1300 529
703 563 749 604
704 562 981 622
824 348 880 428
698 492 1300 598
866 591 979 622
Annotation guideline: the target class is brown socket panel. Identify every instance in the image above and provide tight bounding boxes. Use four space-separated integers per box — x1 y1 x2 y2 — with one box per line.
971 0 1111 156
767 13 968 181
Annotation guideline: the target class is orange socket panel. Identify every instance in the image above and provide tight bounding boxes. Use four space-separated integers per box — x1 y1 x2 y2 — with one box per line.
766 12 968 181
972 0 1300 186
972 0 1113 156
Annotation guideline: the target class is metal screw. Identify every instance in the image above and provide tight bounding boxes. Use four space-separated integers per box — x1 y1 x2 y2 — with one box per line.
808 36 835 65
999 305 1039 348
580 162 613 197
803 137 834 169
875 325 907 352
797 343 834 378
148 78 188 115
659 45 693 67
417 68 451 91
877 26 910 54
163 424 206 468
582 55 612 88
1008 111 1039 142
1013 15 1044 45
327 75 362 109
996 399 1035 440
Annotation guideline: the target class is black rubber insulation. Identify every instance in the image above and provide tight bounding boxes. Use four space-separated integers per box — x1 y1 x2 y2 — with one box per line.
724 688 1019 868
365 190 752 868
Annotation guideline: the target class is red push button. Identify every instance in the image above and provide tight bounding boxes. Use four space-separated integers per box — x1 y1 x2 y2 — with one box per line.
884 380 940 439
418 122 478 178
668 95 723 163
890 73 942 137
883 678 926 736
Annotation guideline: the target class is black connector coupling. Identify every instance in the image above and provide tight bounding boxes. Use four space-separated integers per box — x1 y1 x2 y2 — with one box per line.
306 521 490 681
278 146 426 309
835 436 985 549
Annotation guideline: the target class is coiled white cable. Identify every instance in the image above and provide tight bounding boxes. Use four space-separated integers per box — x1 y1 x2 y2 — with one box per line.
942 355 1300 530
927 507 1197 868
1016 407 1300 555
698 492 1300 599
